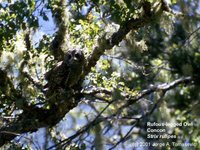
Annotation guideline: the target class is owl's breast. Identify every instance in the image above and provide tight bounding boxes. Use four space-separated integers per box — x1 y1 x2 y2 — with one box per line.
64 65 83 87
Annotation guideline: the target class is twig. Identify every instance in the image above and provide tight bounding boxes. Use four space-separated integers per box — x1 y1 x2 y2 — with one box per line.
47 101 114 150
109 122 137 150
47 76 193 149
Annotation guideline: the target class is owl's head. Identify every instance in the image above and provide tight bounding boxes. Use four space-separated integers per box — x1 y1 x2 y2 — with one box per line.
63 49 85 66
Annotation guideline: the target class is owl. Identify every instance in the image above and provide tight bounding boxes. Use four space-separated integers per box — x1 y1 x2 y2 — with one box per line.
45 49 85 93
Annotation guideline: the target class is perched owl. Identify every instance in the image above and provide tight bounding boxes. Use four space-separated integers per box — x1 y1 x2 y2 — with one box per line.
45 49 85 93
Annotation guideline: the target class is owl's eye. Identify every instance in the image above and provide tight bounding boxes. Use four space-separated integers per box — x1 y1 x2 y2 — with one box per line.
67 54 72 60
74 53 80 60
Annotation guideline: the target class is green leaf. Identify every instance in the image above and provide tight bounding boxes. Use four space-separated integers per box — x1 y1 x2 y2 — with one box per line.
171 0 177 4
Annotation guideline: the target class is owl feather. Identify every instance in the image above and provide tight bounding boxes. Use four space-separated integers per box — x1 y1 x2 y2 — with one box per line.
44 49 85 95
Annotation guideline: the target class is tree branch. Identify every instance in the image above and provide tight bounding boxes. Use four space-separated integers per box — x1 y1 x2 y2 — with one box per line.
47 101 113 150
0 1 173 147
125 76 193 107
50 0 69 60
0 91 78 147
46 76 194 149
83 1 168 77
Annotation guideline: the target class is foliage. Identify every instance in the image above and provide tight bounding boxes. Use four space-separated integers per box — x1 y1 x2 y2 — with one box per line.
0 0 200 149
